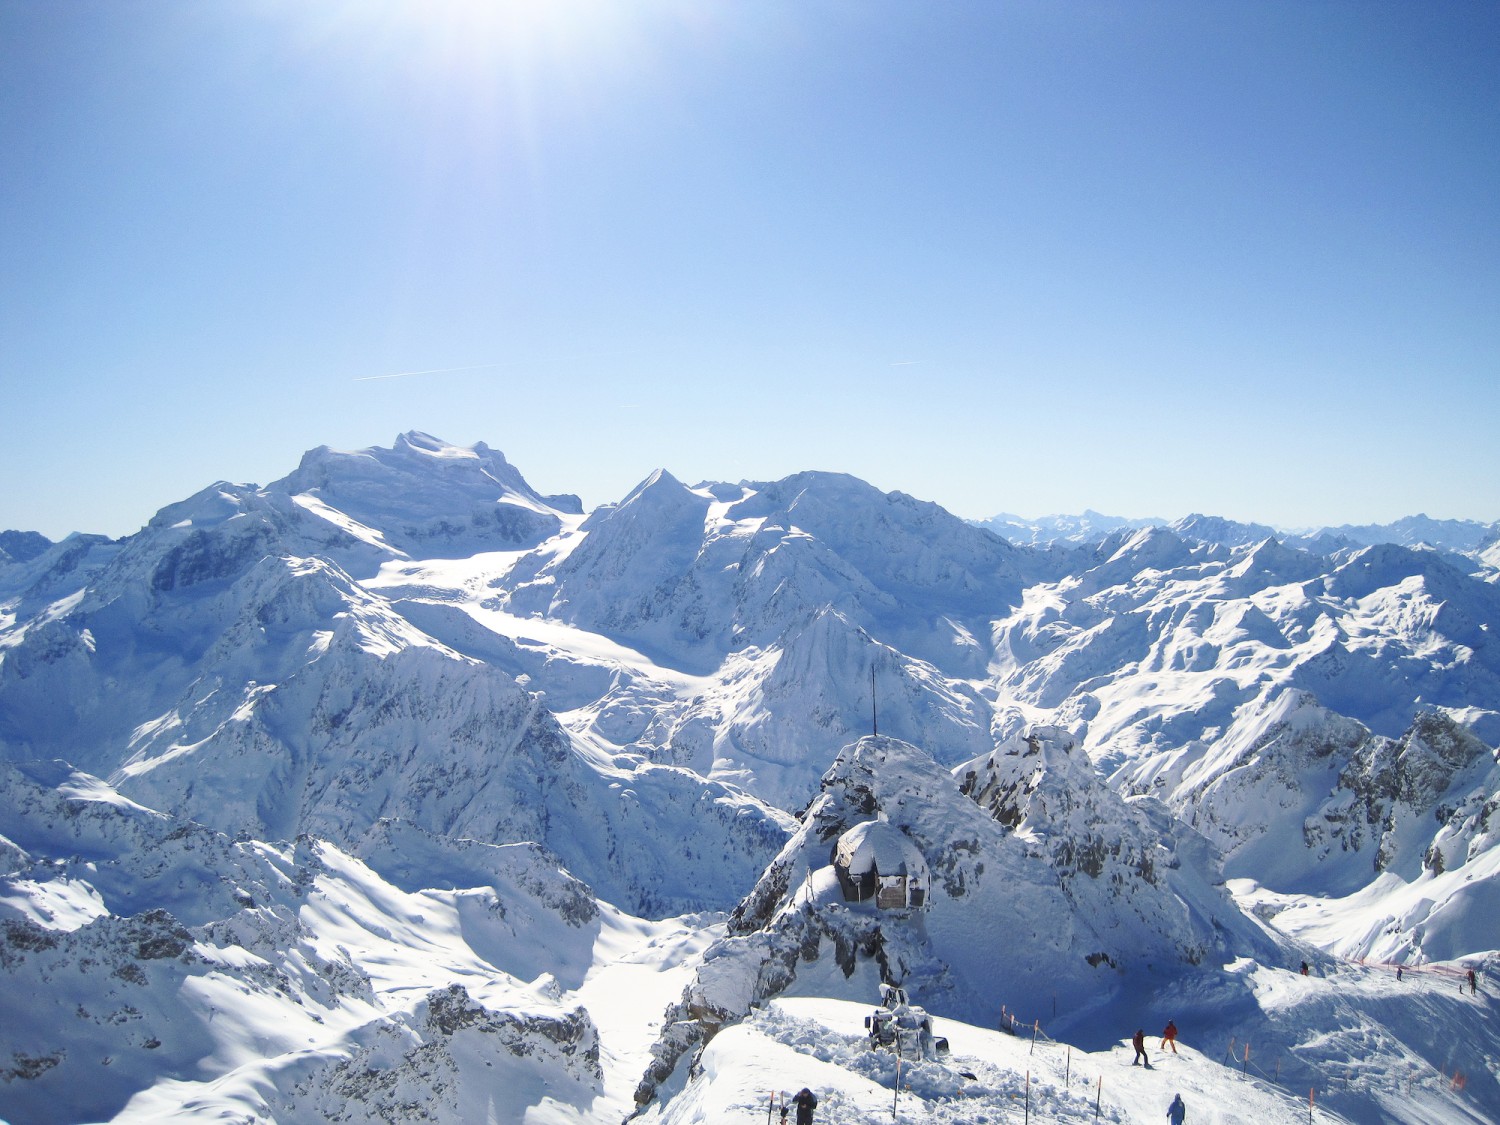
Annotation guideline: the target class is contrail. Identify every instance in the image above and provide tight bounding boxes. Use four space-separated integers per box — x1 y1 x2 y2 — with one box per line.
355 362 506 382
890 360 924 367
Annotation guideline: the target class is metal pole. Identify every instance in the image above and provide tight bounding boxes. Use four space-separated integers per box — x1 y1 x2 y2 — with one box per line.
1065 1045 1071 1085
1094 1076 1102 1122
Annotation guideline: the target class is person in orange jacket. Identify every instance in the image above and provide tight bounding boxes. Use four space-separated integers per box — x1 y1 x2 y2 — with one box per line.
1160 1019 1178 1054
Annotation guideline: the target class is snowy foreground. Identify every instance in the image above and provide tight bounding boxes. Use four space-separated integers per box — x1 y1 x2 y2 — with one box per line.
2 748 1496 1125
3 433 1499 1124
661 995 1401 1125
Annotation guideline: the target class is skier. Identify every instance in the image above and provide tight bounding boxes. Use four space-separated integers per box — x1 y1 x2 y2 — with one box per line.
1160 1019 1178 1054
1132 1028 1151 1068
1396 966 1403 982
1300 961 1309 976
792 1087 817 1125
1468 968 1478 994
1167 1092 1187 1124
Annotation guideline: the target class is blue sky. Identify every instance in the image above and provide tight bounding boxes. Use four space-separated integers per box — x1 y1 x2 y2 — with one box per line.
3 0 1497 540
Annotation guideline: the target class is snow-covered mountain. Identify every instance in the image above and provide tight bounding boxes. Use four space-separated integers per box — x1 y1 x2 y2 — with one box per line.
641 732 1283 1072
1309 514 1500 555
0 448 788 919
273 431 583 561
0 759 682 1124
971 509 1162 547
2 432 1497 1124
641 734 1498 1124
0 532 54 567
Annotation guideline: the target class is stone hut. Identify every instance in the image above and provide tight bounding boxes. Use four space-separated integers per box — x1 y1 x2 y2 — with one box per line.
832 820 929 910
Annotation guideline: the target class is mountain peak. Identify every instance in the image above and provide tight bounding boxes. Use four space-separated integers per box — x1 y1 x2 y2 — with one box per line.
269 434 566 558
393 430 481 459
620 467 686 503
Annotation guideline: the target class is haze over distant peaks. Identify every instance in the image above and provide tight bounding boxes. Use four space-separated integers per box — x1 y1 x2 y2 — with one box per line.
975 506 1500 556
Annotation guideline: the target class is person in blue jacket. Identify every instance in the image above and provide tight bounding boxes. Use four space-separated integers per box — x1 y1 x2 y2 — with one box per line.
1167 1092 1187 1124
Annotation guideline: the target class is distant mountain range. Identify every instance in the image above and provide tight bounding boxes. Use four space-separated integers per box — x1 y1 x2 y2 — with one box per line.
972 509 1500 556
2 433 1496 1124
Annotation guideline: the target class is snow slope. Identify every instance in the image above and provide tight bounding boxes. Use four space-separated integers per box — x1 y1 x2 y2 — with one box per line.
654 990 1495 1125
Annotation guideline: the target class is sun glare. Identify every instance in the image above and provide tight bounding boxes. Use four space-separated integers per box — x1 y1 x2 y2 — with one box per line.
392 0 635 74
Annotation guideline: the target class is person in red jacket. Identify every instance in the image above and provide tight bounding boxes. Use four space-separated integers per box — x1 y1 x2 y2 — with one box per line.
1160 1019 1179 1054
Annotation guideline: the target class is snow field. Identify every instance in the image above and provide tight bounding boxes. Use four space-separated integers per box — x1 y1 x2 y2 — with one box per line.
652 997 1352 1125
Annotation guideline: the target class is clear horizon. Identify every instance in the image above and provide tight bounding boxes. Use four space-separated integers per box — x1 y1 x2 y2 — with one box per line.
4 1 1498 539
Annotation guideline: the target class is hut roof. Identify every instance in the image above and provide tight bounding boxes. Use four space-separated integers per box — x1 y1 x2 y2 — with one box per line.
833 820 928 882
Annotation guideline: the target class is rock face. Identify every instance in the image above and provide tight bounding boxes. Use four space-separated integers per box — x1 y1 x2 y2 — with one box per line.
274 984 601 1125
